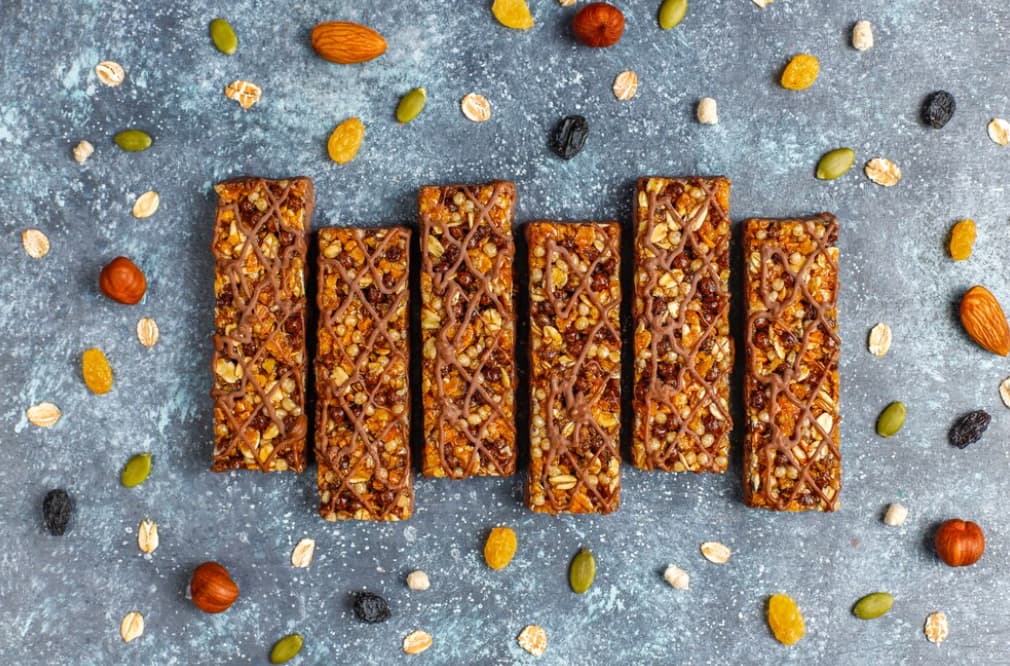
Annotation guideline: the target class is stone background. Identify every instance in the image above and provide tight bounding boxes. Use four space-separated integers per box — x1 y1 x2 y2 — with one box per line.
1 0 1009 664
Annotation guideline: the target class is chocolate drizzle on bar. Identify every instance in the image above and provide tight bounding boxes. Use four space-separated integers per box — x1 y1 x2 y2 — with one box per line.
419 182 517 478
527 222 621 515
632 177 733 473
211 177 312 472
316 228 413 521
743 214 840 511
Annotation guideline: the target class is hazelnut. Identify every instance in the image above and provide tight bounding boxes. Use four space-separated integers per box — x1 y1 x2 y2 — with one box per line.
190 561 239 613
572 2 625 48
99 256 147 304
934 518 985 567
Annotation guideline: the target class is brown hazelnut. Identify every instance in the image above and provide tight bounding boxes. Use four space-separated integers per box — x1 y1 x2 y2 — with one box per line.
99 256 147 305
934 518 985 567
190 561 239 613
572 2 625 48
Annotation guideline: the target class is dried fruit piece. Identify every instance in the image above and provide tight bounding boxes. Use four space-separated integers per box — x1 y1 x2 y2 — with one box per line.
100 257 147 305
270 634 303 663
852 20 873 51
460 93 491 122
82 347 114 394
549 114 589 159
291 537 316 568
406 570 430 591
27 402 61 427
700 541 731 564
95 61 125 87
209 18 238 55
948 218 975 260
960 285 1010 356
949 409 990 449
119 611 144 643
988 118 1010 146
658 0 688 30
569 547 596 593
484 526 518 570
864 158 901 186
935 519 985 567
138 518 159 554
396 87 427 124
402 630 433 655
922 91 956 129
867 323 892 356
612 70 638 101
1000 377 1010 408
136 317 159 348
853 592 894 620
572 2 625 47
696 97 718 125
225 80 262 109
876 401 906 438
767 594 805 645
883 503 908 527
517 625 548 657
311 22 387 64
816 147 855 180
114 129 152 152
662 564 689 589
72 140 94 163
492 0 535 30
121 453 152 488
132 191 160 219
327 117 365 164
780 54 819 90
924 612 949 644
353 591 391 623
43 489 73 535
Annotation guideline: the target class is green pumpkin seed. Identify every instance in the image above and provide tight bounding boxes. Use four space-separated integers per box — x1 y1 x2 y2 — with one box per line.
396 87 427 124
569 547 596 594
270 633 303 664
114 129 152 152
210 18 238 55
816 147 855 180
876 402 906 438
658 0 688 30
121 453 152 488
853 592 894 620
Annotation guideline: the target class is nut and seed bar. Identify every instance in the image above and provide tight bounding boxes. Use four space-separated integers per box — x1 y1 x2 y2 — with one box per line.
419 182 517 478
632 177 733 473
211 177 313 472
316 227 413 521
743 214 841 511
527 222 622 515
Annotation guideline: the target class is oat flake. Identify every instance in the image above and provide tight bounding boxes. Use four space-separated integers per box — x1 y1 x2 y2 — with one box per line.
26 402 61 427
700 541 731 564
559 0 576 5
924 611 949 644
752 0 772 7
868 322 892 356
402 630 433 655
1000 377 1010 408
95 61 125 87
865 158 901 187
21 228 50 258
461 93 491 122
613 70 639 101
291 537 316 568
132 191 160 219
136 318 159 348
225 80 262 109
517 625 547 657
120 611 144 643
988 118 1010 146
137 519 159 554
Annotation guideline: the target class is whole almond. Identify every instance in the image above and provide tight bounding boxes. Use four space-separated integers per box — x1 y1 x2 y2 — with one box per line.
960 285 1010 356
311 22 387 64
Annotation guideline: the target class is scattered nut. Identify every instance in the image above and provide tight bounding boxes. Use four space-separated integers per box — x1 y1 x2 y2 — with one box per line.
571 2 625 48
934 519 985 567
72 140 94 164
883 503 908 527
137 518 159 554
225 80 262 109
700 541 731 564
999 377 1010 408
291 537 316 568
867 323 892 356
662 564 690 590
988 118 1010 146
131 191 160 219
865 158 902 187
697 97 718 125
612 70 638 101
190 561 240 613
924 611 949 645
406 570 431 591
852 20 874 51
119 611 144 643
136 317 159 348
95 61 125 87
461 93 491 122
402 630 433 655
100 256 147 305
517 625 548 657
26 402 61 428
21 229 50 258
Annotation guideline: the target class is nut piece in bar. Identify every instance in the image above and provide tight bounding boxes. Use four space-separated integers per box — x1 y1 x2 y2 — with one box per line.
211 177 313 472
632 177 733 473
526 222 622 515
316 227 413 521
419 182 517 478
743 214 840 511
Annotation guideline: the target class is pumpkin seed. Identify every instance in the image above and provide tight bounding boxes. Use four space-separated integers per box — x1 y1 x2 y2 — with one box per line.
396 87 427 124
816 147 855 180
114 129 152 152
121 453 152 488
876 402 906 438
658 0 688 30
270 633 303 664
853 592 894 620
569 547 595 594
210 18 238 55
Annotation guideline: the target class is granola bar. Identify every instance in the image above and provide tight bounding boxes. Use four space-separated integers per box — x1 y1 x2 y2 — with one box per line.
316 227 413 521
526 222 622 515
632 177 733 473
419 182 517 478
743 214 840 511
211 176 313 472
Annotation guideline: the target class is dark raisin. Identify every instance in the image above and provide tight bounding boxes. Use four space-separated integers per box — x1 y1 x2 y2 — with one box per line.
922 91 956 129
549 115 589 160
43 488 73 536
949 409 990 449
352 591 391 623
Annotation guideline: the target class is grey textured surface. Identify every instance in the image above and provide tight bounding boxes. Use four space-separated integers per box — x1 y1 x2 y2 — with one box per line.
1 0 1009 663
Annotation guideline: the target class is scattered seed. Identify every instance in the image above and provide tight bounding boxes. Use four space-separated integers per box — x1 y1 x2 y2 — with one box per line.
225 80 262 109
816 147 855 180
43 489 73 535
114 129 153 152
883 503 908 527
853 592 894 620
131 191 160 219
402 630 433 655
136 318 159 348
26 402 61 427
700 541 731 564
291 538 316 568
924 611 949 645
327 117 365 164
662 564 690 590
949 409 991 449
988 118 1010 146
210 18 238 55
999 377 1010 408
121 453 153 488
72 140 94 164
353 591 391 623
461 93 491 122
396 87 427 124
517 625 548 657
658 0 688 30
922 91 956 129
569 548 596 593
612 70 638 101
865 158 901 187
696 97 718 125
138 518 159 553
852 20 873 51
120 611 144 643
270 633 303 664
876 402 906 438
95 61 125 87
406 570 431 591
867 323 892 356
21 229 50 259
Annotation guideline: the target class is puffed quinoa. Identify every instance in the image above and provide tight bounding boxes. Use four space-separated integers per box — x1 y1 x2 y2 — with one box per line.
883 502 908 526
696 97 718 125
852 20 874 51
406 570 431 591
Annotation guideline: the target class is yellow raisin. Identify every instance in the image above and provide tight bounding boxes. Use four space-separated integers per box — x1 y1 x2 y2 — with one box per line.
780 54 820 91
483 526 518 570
327 117 365 164
948 218 976 261
767 593 806 645
82 347 114 394
491 0 535 30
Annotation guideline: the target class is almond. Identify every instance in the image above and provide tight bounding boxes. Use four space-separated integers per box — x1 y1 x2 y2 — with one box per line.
960 285 1010 356
311 22 387 64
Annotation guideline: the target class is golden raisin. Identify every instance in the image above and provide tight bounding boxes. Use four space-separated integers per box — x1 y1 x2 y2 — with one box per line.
491 0 534 30
483 526 518 570
780 54 820 91
327 117 365 164
767 593 805 645
948 218 976 261
82 347 114 394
